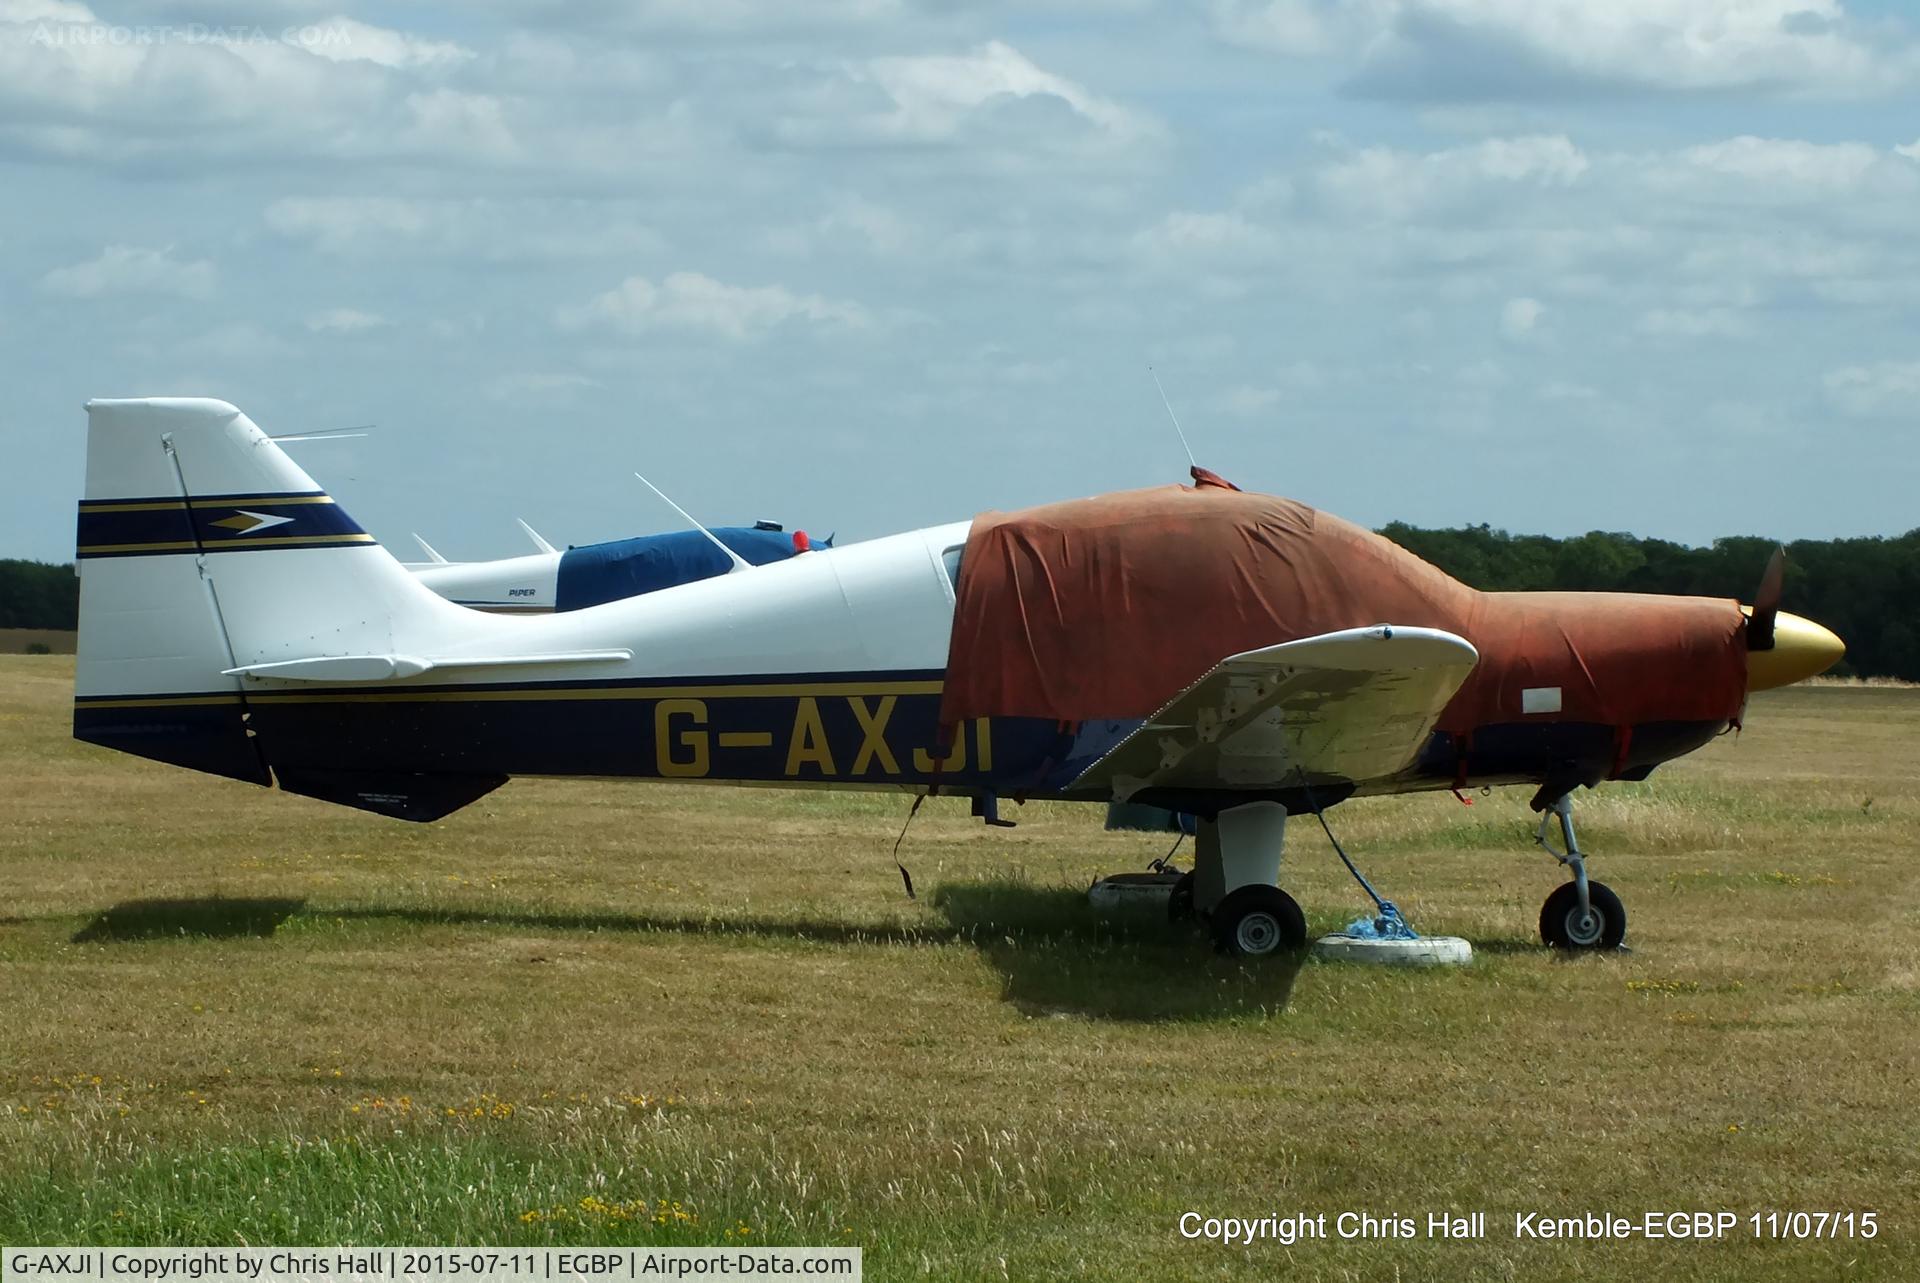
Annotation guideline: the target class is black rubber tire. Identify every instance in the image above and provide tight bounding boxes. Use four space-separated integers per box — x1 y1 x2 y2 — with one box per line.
1211 885 1308 957
1539 880 1626 951
1167 872 1195 922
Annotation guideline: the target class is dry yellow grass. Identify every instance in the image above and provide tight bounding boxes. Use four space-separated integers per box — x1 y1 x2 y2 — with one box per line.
2 656 1916 1278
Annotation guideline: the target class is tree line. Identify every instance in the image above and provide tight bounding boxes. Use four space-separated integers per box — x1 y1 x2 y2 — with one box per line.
6 525 1918 678
0 559 78 631
1379 524 1920 682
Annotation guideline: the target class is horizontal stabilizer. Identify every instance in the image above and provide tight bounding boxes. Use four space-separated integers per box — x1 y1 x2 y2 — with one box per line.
223 649 634 682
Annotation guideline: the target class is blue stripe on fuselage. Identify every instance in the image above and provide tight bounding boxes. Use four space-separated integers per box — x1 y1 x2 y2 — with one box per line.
74 670 1733 810
77 672 1104 797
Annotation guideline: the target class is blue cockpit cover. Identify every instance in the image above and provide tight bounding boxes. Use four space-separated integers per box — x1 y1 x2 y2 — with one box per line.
554 527 818 612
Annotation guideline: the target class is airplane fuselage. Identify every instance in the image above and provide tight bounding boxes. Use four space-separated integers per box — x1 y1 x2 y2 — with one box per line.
68 398 1850 954
76 513 1733 820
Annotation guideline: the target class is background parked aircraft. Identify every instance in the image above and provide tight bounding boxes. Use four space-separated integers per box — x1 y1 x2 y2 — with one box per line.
406 521 824 613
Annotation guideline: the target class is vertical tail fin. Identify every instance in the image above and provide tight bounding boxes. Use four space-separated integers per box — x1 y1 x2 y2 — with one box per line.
72 397 471 798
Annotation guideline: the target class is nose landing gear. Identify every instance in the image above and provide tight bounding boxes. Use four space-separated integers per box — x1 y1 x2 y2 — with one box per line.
1535 793 1627 950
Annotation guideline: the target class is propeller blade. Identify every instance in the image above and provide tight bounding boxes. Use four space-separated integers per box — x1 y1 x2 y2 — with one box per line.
1748 546 1785 651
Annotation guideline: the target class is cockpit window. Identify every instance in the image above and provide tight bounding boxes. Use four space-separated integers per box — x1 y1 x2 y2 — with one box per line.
941 544 964 590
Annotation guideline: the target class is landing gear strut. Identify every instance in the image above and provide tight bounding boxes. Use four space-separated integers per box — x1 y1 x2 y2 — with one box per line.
1189 802 1308 957
1535 793 1626 951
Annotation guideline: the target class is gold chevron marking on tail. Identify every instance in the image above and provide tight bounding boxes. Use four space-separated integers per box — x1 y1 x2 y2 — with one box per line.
210 510 297 534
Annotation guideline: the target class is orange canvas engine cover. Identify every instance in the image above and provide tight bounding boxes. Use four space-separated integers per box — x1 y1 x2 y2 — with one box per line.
938 484 1748 738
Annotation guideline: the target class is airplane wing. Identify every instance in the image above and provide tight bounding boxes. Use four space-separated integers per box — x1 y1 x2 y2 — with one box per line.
1070 625 1478 802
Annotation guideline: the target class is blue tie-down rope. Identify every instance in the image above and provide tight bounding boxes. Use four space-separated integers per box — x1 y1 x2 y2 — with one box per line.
1298 775 1419 941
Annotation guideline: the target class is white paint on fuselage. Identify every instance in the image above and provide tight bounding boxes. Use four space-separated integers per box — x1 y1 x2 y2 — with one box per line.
410 553 560 611
197 520 975 698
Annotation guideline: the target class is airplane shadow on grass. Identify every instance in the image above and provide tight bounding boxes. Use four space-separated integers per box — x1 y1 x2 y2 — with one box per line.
72 883 1301 1022
72 896 307 942
928 880 1303 1022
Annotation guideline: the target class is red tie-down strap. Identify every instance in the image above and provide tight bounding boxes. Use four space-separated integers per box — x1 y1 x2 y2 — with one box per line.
924 720 963 797
1451 733 1474 804
1609 725 1635 779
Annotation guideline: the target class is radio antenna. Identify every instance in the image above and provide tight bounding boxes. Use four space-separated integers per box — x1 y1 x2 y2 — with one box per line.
633 471 751 573
1148 366 1198 471
270 424 374 443
515 518 558 555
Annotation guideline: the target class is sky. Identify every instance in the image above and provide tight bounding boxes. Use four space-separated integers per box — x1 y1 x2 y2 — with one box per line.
3 0 1918 565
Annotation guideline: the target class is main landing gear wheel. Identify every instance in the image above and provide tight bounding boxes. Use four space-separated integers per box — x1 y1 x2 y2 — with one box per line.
1167 871 1195 922
1211 885 1307 958
1540 880 1626 951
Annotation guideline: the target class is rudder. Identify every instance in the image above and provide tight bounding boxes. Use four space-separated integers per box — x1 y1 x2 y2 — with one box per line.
72 397 480 806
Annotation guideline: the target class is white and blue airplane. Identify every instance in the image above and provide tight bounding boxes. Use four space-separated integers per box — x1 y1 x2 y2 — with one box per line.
406 521 825 614
70 398 1845 957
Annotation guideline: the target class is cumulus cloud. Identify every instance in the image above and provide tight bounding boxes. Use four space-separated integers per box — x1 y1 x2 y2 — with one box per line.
1637 307 1749 339
0 8 509 167
267 197 433 252
1824 361 1920 417
1 5 1149 187
302 17 474 71
486 371 605 403
1199 132 1920 324
1307 134 1588 220
305 307 389 333
867 41 1143 138
573 0 904 35
1133 211 1282 260
267 196 668 261
771 41 1158 153
1208 0 1342 56
39 244 213 299
1499 296 1542 340
807 198 920 258
1635 136 1920 212
1538 380 1599 401
5 3 1916 562
1215 0 1920 100
0 0 95 19
559 272 870 340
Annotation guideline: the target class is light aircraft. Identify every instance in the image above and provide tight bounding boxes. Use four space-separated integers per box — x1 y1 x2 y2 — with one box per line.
71 398 1845 957
406 521 824 614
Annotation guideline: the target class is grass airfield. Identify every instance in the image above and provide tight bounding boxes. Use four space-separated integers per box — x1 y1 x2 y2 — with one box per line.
2 655 1915 1279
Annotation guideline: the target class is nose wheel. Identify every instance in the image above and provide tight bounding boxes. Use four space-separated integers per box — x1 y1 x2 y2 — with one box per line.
1540 879 1626 950
1535 792 1628 951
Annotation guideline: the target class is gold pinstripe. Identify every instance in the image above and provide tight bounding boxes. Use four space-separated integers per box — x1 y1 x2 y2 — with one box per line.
73 540 204 554
244 679 944 705
74 499 190 514
188 495 337 510
76 694 245 709
77 533 375 555
77 494 338 512
80 680 945 709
